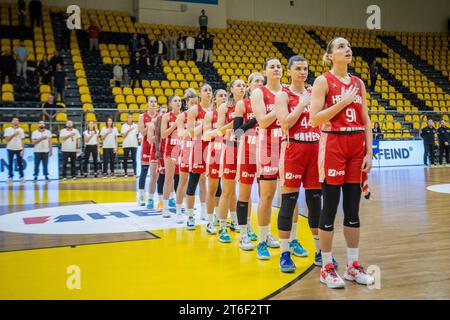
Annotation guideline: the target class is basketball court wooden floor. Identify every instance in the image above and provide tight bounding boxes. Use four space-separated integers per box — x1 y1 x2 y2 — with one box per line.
0 166 449 300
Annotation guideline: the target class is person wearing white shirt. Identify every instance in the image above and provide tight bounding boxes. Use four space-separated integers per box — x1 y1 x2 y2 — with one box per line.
185 34 195 60
4 116 26 182
83 120 99 178
31 120 52 181
121 114 138 177
59 120 81 180
100 117 118 177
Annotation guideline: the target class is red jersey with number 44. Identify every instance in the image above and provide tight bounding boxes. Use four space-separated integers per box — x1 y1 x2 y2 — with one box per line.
322 71 365 132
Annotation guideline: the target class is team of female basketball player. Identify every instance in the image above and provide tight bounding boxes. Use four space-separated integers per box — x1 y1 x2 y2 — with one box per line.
136 37 375 289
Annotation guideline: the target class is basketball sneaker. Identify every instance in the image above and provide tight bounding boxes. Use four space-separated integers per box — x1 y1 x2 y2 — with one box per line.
218 229 232 243
314 251 339 269
206 223 217 235
146 198 154 209
267 234 280 248
280 251 296 273
257 241 270 260
239 235 254 251
247 226 257 241
137 191 145 206
162 210 171 218
200 211 207 221
186 216 196 230
343 261 375 285
157 200 164 211
289 239 309 257
229 221 240 232
176 213 184 224
320 263 345 289
168 198 176 208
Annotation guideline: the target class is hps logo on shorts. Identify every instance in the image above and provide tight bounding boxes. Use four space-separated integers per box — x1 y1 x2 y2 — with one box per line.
241 172 254 178
211 169 218 174
286 172 302 179
328 169 345 177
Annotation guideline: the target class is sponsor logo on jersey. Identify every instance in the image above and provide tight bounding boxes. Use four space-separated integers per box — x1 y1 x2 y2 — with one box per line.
286 172 302 179
328 169 345 177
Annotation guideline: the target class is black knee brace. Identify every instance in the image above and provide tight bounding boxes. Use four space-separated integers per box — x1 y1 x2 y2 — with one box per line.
305 189 322 229
139 165 149 190
215 179 222 197
278 192 299 232
174 174 179 192
342 183 361 228
157 173 165 194
186 172 200 196
236 201 248 226
319 182 341 232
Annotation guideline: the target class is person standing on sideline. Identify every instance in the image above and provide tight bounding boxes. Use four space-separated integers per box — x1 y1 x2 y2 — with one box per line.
203 33 213 63
121 114 139 177
421 119 437 166
88 22 101 51
60 120 81 180
14 40 28 80
199 9 208 35
31 120 52 181
4 116 25 182
100 117 118 178
437 119 450 165
185 33 195 60
83 121 99 178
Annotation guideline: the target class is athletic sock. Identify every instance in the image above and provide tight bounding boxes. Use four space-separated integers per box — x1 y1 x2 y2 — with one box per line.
321 251 333 267
280 239 290 253
200 202 207 215
239 225 248 237
259 225 269 243
207 213 214 224
163 200 168 211
176 203 182 215
347 247 359 267
219 219 227 231
147 192 154 202
313 235 321 252
230 211 237 225
289 222 298 242
170 192 175 200
187 208 194 218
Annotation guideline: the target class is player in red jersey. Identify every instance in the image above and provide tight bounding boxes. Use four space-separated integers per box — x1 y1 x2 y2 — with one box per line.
251 58 284 259
310 37 374 288
203 89 227 235
161 95 182 218
275 55 322 273
154 105 169 213
175 89 198 223
214 79 245 243
234 72 264 251
185 84 212 230
137 96 159 206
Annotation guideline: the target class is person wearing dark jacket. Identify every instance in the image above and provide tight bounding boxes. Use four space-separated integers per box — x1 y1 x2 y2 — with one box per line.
29 0 42 28
129 33 139 55
130 52 146 88
370 60 378 92
0 49 15 84
18 0 26 27
437 120 450 165
421 119 437 166
195 34 205 62
203 33 214 63
49 51 64 73
38 54 51 84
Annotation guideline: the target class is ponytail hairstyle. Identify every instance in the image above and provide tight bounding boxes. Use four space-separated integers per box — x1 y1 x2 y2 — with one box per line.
322 37 340 66
245 72 263 98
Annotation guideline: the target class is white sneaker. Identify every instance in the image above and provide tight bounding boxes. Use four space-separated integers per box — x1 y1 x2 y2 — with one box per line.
206 223 217 235
137 192 145 206
267 234 280 248
186 216 196 230
343 262 375 285
162 210 171 218
176 213 184 224
320 263 346 289
200 211 207 221
229 221 240 233
239 235 254 251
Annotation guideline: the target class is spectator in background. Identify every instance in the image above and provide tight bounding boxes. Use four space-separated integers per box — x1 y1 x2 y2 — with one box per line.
153 35 166 67
163 30 170 60
438 119 450 165
199 9 208 35
0 49 15 84
130 51 146 88
49 51 63 73
29 0 42 28
177 32 186 61
38 54 51 84
138 37 150 66
203 33 213 63
60 120 81 180
123 68 130 87
421 119 437 166
88 22 101 51
185 33 195 60
4 116 25 183
14 40 28 80
83 120 99 178
100 117 118 178
370 60 378 92
51 63 67 103
169 31 178 60
129 33 139 55
195 33 205 63
18 0 26 27
41 94 59 120
31 120 52 181
373 122 383 140
121 114 138 177
113 60 123 87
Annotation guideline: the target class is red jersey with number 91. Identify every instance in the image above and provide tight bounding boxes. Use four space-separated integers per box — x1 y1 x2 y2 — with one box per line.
284 86 320 142
322 71 365 132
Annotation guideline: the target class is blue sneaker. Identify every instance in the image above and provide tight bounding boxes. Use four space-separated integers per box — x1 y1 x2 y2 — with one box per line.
257 241 270 260
280 251 296 273
218 229 232 243
168 198 176 208
289 239 309 257
247 226 257 241
314 251 339 269
186 216 196 230
146 198 154 209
